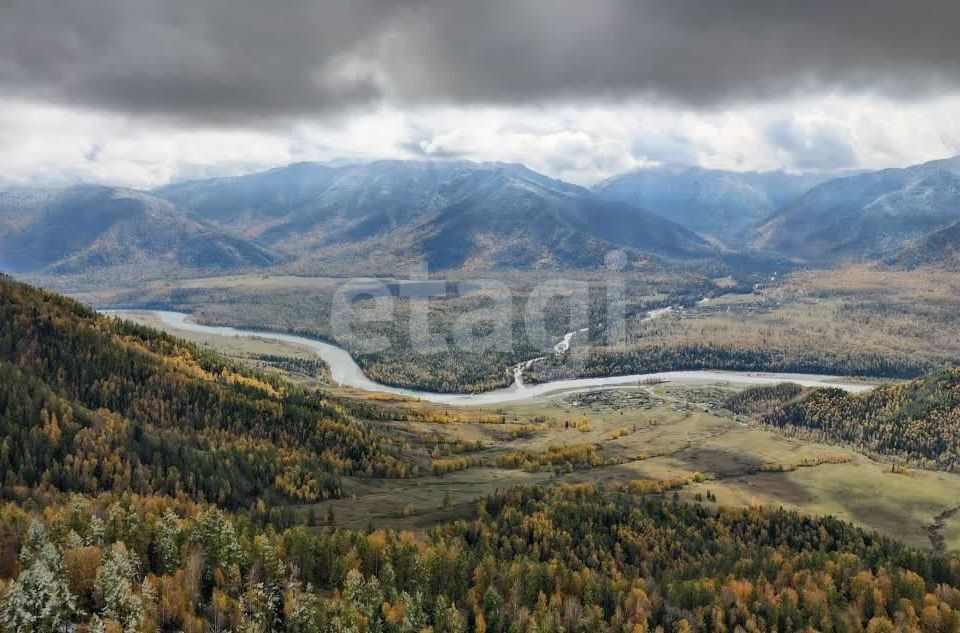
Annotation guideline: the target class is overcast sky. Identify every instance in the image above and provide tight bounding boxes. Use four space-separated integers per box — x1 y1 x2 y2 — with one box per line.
3 0 960 188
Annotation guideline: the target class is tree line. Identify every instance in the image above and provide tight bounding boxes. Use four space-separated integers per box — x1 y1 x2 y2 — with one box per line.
730 367 960 471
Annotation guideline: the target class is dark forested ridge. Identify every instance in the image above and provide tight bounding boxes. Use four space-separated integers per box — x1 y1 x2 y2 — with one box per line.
886 219 960 271
733 367 960 470
0 274 409 507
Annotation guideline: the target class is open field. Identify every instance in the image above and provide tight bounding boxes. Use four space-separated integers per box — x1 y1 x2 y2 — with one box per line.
684 460 960 552
302 391 960 550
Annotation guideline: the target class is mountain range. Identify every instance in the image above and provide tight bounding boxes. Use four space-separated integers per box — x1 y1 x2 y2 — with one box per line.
0 160 728 279
159 160 720 272
3 155 960 280
755 156 960 264
594 165 831 242
0 185 281 276
884 219 960 271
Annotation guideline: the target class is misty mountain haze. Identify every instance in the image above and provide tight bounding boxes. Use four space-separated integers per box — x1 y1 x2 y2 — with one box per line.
0 185 282 276
594 165 833 242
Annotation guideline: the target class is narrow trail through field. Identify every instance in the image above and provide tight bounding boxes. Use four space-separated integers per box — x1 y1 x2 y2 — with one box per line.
926 503 960 553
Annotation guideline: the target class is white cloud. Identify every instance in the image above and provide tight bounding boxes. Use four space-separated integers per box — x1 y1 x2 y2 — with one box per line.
0 99 293 188
2 94 960 189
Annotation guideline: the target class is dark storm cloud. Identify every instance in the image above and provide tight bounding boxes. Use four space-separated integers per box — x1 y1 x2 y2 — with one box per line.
2 0 960 124
0 0 404 123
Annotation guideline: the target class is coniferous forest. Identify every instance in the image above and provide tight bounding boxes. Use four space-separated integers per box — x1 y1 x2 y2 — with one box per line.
734 368 960 471
0 275 411 508
3 274 960 631
3 485 960 632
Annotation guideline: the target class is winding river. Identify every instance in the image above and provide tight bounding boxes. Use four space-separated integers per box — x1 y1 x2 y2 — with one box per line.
103 310 875 406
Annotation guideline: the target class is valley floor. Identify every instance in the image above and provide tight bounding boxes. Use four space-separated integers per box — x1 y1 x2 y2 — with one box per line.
108 310 960 552
72 265 960 395
6 272 960 631
302 389 960 552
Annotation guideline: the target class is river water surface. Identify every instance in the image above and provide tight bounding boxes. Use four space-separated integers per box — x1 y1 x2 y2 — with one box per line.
103 310 875 406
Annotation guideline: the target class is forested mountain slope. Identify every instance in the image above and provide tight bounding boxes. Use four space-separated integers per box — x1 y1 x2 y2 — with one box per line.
755 156 960 264
0 274 407 507
731 367 960 470
153 161 344 228
886 219 960 271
